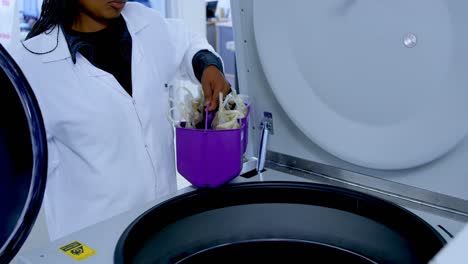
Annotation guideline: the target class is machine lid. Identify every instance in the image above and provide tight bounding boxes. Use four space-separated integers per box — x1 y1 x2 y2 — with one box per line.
0 45 48 263
253 0 468 170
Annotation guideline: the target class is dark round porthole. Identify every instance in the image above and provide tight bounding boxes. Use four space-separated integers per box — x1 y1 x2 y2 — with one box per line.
115 182 445 264
0 45 48 264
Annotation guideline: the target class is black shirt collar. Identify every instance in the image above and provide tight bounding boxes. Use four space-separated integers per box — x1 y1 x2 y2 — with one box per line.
62 16 131 64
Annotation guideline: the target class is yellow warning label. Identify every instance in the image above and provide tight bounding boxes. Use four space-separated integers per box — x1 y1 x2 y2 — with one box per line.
59 241 96 261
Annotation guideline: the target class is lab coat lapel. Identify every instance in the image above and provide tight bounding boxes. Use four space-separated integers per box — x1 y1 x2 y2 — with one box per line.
76 54 112 77
122 10 146 66
73 10 150 97
121 9 149 99
37 26 126 96
38 9 151 98
37 26 109 76
74 55 131 98
40 26 70 63
35 6 149 66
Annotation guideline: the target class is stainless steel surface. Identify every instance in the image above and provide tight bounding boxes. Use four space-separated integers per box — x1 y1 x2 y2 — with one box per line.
266 151 468 222
238 170 467 240
16 168 466 263
256 120 270 172
263 112 274 135
241 157 257 174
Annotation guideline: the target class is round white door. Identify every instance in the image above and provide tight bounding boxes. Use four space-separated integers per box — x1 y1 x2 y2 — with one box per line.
253 0 468 170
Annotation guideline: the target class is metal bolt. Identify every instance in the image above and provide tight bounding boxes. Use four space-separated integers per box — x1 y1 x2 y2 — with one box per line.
403 33 418 48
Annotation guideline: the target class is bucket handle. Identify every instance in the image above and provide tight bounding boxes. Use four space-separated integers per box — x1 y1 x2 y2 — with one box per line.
205 103 211 130
167 107 179 126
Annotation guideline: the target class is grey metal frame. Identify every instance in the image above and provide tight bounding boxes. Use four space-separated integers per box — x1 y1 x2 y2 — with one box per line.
266 151 468 222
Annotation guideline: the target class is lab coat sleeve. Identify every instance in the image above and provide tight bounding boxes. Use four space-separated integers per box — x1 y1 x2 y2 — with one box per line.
165 18 223 84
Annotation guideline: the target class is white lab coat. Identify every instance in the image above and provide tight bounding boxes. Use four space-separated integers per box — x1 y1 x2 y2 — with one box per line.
10 3 217 241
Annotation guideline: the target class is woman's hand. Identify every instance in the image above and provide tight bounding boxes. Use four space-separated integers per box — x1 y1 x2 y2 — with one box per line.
201 66 231 111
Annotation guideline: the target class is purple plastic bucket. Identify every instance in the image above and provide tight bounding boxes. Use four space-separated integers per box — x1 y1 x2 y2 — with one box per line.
176 123 245 188
205 105 249 154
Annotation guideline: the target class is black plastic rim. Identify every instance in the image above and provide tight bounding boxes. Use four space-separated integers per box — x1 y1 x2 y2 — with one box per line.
177 239 377 264
0 44 48 263
114 181 446 264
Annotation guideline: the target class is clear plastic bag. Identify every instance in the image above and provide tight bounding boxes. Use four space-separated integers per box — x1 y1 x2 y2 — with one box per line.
212 91 247 130
168 86 248 130
168 86 205 128
223 90 249 116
